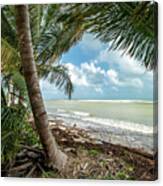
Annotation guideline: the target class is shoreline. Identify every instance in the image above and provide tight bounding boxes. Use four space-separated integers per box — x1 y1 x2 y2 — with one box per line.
45 99 155 104
25 114 157 180
48 114 156 156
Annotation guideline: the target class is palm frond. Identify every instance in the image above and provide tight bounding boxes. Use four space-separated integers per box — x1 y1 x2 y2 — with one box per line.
11 71 27 95
1 6 18 48
39 64 73 99
87 2 157 69
29 5 44 46
58 2 157 69
35 5 84 65
1 38 20 74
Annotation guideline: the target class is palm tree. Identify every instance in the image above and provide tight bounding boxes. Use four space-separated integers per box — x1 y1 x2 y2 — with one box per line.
3 2 158 71
2 5 84 65
15 5 67 170
1 38 73 103
1 5 76 101
2 4 84 170
2 2 157 170
57 1 157 70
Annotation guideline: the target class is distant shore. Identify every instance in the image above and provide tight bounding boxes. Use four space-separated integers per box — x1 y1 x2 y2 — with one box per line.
46 99 155 103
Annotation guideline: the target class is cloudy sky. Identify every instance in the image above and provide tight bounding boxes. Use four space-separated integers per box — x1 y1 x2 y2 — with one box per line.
40 33 153 100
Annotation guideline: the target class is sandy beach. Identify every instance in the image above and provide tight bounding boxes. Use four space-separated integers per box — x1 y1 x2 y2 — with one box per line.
48 114 156 156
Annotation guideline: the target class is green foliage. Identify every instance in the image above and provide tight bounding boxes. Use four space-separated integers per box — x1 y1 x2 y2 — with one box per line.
21 123 41 147
2 71 29 108
58 2 157 70
41 170 58 178
1 103 41 163
39 64 73 99
31 4 84 65
103 170 133 180
2 2 157 100
1 87 40 163
88 149 100 157
2 2 157 103
1 103 27 162
1 38 20 73
2 5 75 99
29 5 44 45
1 6 18 48
11 71 27 96
115 171 128 180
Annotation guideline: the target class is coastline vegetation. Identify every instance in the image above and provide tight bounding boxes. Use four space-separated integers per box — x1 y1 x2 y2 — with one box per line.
1 2 157 180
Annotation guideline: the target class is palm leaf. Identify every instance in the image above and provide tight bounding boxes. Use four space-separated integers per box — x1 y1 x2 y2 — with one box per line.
58 2 157 69
1 38 20 73
39 64 73 99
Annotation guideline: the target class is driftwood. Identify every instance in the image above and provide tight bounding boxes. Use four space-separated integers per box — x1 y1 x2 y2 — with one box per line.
49 121 157 180
25 165 37 177
21 145 44 154
2 144 46 177
9 162 33 172
49 121 156 160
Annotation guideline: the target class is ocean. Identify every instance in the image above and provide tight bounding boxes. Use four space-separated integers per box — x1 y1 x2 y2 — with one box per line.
45 100 156 154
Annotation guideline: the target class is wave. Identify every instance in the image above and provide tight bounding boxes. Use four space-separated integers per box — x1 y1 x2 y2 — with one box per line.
77 99 153 104
82 117 153 134
72 111 90 117
54 109 153 135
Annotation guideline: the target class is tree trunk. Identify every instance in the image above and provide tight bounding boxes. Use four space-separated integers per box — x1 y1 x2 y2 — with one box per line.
15 5 67 170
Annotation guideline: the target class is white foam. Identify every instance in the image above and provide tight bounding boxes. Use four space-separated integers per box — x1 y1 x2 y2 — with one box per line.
77 99 153 104
54 109 153 135
72 111 90 117
57 108 66 113
82 117 153 134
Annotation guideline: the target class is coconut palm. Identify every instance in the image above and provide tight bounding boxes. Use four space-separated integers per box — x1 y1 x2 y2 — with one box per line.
2 2 158 71
1 2 157 170
15 5 67 170
57 1 157 70
1 4 85 170
1 5 77 100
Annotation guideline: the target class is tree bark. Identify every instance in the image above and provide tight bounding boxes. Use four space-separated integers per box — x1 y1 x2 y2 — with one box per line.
15 5 67 170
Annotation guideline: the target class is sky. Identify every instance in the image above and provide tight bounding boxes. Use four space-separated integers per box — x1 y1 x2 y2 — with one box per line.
40 33 154 100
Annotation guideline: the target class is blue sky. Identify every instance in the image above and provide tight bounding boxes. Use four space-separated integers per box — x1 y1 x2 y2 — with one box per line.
40 33 153 100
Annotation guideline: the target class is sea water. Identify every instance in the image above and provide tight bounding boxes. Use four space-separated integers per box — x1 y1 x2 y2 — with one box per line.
45 100 157 154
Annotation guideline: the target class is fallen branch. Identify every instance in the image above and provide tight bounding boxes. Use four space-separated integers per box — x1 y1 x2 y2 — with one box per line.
9 162 33 172
25 165 37 177
20 145 44 154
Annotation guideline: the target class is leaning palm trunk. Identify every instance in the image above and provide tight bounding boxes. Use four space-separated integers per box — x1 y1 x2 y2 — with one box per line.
15 5 67 170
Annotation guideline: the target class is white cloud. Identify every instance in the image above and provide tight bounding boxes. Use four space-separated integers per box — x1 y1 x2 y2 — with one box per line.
66 63 89 86
107 69 123 86
66 58 145 94
107 69 143 88
81 61 105 75
112 86 119 92
40 33 153 99
129 78 143 88
99 49 146 76
66 61 105 88
65 61 107 93
95 87 103 94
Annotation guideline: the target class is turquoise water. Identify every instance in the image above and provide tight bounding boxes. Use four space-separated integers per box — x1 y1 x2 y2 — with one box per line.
45 100 155 153
45 100 154 126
